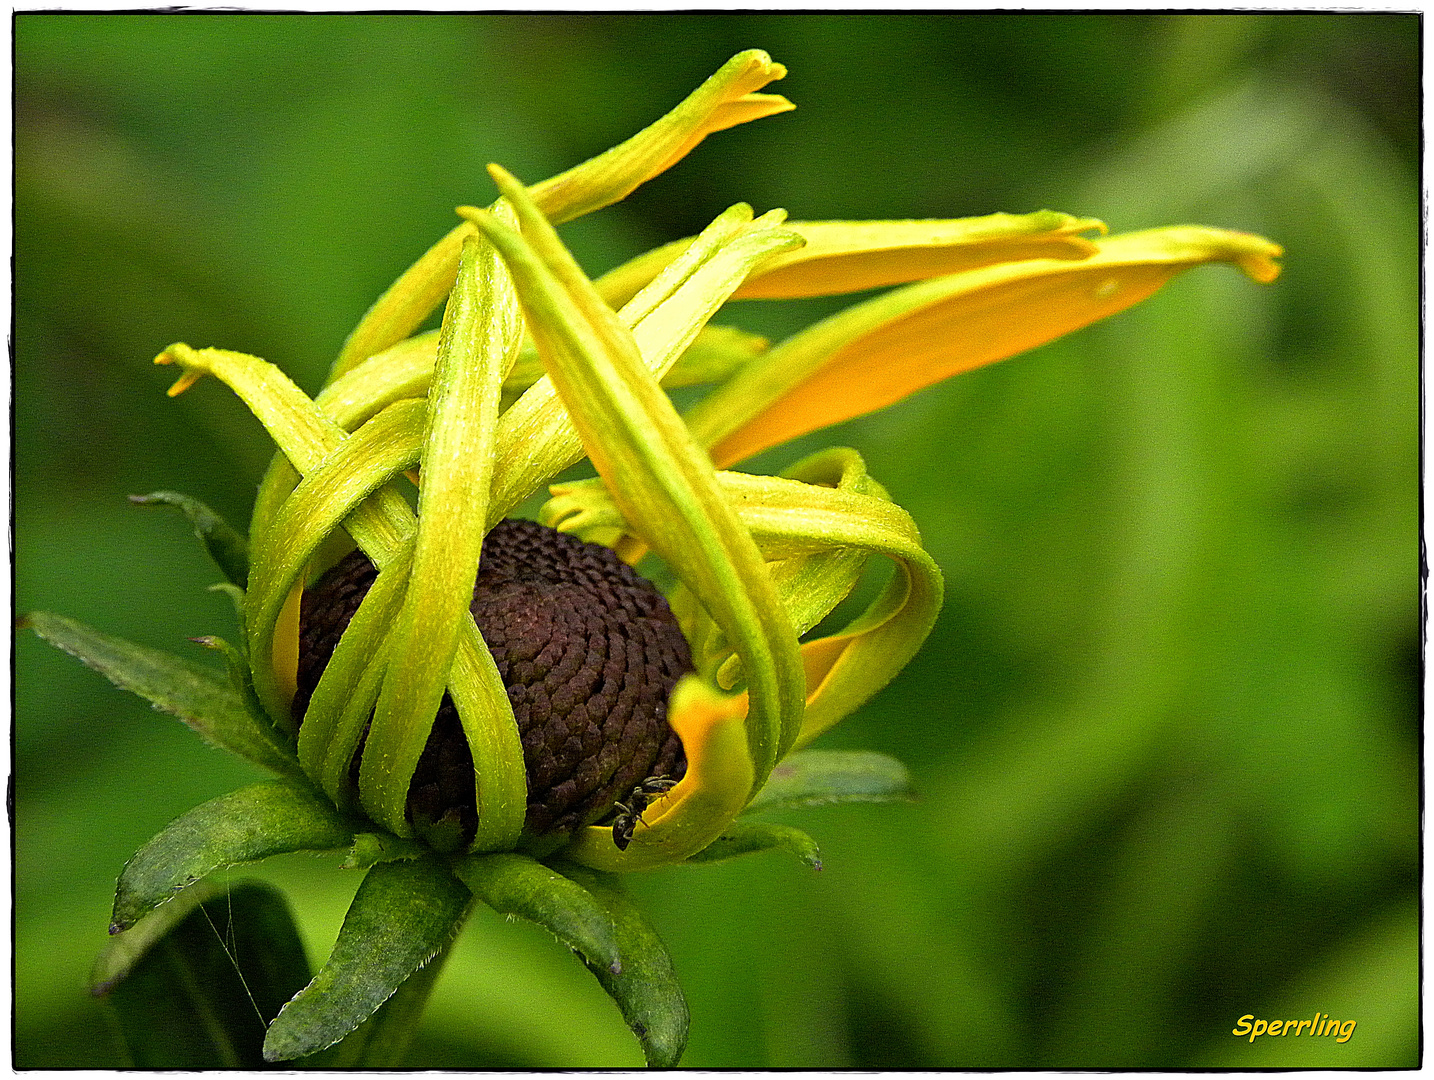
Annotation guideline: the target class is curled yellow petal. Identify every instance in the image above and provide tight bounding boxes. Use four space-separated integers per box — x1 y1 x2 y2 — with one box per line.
329 51 789 385
687 225 1284 468
529 50 791 227
562 676 754 872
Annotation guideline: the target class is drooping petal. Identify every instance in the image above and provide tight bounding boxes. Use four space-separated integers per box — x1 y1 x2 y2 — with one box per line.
597 210 1105 307
468 169 807 783
563 676 755 872
526 49 791 227
686 225 1284 467
361 226 526 851
329 50 790 381
158 343 525 848
479 199 803 524
546 447 942 750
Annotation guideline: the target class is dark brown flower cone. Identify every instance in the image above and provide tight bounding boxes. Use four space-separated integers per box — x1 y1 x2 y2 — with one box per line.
293 519 690 849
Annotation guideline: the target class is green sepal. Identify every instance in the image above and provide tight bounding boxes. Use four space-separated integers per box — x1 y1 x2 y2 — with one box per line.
110 780 356 933
21 611 300 780
129 490 251 588
553 861 690 1068
206 582 248 644
743 749 915 814
452 852 622 975
262 855 472 1062
343 832 427 871
304 941 453 1068
686 821 823 869
93 880 312 1068
189 633 270 739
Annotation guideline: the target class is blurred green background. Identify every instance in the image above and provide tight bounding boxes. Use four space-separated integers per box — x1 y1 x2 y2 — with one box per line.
15 12 1419 1069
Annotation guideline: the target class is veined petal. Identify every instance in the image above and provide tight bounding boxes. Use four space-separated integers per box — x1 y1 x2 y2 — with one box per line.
597 211 1105 307
563 677 754 871
361 227 526 849
246 399 425 725
479 201 803 524
329 51 790 383
528 49 791 228
469 167 806 786
548 448 943 752
686 225 1285 467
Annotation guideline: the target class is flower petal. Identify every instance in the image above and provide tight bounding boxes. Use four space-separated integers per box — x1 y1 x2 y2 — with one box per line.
469 170 807 783
563 676 755 872
479 199 803 523
547 447 942 751
597 211 1104 307
686 225 1285 467
361 226 526 850
527 49 791 227
329 50 790 382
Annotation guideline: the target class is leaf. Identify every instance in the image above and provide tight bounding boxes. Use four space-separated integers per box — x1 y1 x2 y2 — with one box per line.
262 855 471 1062
743 749 916 814
452 852 621 975
685 821 823 869
20 611 300 779
93 880 312 1069
129 490 251 588
554 861 690 1068
111 780 357 933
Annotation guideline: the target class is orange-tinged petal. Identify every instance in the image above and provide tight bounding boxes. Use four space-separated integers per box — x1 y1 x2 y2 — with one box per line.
690 225 1284 468
597 211 1103 308
562 677 754 872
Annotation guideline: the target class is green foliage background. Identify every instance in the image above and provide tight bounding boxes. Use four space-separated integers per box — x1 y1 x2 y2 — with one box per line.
15 12 1419 1068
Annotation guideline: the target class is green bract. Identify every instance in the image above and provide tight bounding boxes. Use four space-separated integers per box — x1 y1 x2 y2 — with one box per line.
25 49 1281 1067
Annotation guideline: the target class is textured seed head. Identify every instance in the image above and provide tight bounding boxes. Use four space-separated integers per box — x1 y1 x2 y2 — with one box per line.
293 519 691 849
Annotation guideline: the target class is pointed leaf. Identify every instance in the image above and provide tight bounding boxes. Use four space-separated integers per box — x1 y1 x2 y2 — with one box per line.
685 821 822 869
554 862 690 1067
263 855 471 1062
130 490 250 588
452 852 621 975
94 880 312 1068
111 780 356 933
21 611 299 779
744 749 915 813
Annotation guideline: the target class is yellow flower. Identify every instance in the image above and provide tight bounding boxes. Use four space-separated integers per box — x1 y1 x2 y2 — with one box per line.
35 49 1281 1066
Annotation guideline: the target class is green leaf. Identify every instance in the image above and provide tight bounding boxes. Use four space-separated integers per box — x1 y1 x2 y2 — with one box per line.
744 749 916 814
452 852 621 975
111 780 356 933
93 880 312 1069
305 941 453 1068
130 490 251 588
262 855 471 1062
685 821 823 869
20 610 300 779
554 861 690 1068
